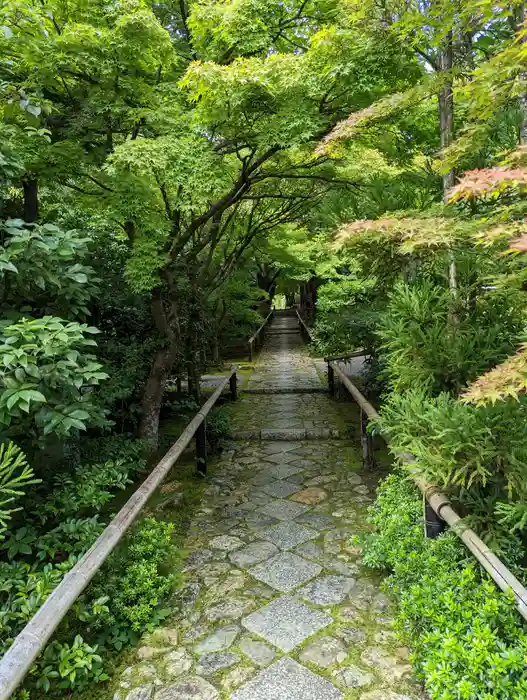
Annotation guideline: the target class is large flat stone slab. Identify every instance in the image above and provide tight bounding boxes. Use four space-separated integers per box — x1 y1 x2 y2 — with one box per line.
250 473 278 487
266 464 303 480
231 657 343 700
264 452 299 464
258 499 309 521
262 521 317 551
299 576 355 606
229 541 279 568
261 480 301 499
249 552 321 592
154 676 218 699
295 514 336 530
242 596 332 652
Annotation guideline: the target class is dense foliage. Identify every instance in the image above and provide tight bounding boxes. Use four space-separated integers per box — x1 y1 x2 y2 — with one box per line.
1 0 527 696
362 472 527 700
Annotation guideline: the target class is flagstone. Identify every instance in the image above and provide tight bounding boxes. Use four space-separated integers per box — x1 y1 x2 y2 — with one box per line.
249 552 321 592
242 596 332 652
231 657 343 700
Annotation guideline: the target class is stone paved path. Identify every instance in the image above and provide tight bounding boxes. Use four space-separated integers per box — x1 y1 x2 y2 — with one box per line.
114 313 424 700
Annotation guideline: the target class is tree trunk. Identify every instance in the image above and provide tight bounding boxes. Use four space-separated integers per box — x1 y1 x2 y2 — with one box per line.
23 178 38 223
138 348 171 448
515 5 527 145
212 336 219 365
439 31 455 197
186 281 202 402
139 287 180 448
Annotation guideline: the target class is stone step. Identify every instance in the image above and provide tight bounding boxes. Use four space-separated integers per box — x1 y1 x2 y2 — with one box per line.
242 387 328 395
229 428 345 441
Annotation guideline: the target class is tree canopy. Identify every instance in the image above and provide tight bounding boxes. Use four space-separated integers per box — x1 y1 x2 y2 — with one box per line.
3 0 527 696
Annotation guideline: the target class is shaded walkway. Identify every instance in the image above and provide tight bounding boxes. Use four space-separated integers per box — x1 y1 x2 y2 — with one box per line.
114 314 424 700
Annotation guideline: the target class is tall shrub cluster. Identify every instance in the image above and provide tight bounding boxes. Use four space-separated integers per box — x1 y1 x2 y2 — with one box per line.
305 2 527 696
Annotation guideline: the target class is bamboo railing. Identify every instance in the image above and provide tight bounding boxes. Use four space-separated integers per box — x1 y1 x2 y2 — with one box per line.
328 360 527 622
0 368 238 700
295 308 313 342
247 310 274 361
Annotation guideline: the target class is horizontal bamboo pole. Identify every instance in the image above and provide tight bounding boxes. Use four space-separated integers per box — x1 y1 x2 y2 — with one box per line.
248 309 274 344
417 478 527 620
329 361 527 622
324 349 367 362
295 309 313 340
329 362 377 419
0 368 236 700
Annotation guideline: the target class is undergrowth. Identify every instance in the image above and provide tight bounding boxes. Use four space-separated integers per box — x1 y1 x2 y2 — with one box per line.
361 471 527 700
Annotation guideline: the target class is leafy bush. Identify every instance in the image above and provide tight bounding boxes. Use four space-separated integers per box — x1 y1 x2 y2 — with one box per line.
206 406 231 450
0 447 170 697
35 457 145 522
311 277 380 356
1 517 179 695
377 280 524 395
35 635 107 693
0 219 98 319
376 390 527 549
0 317 109 442
362 471 527 700
86 517 179 651
0 442 37 540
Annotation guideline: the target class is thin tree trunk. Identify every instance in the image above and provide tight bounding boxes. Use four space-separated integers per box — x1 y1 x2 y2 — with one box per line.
186 277 202 402
23 178 38 223
438 30 458 301
515 5 527 145
139 287 180 448
139 348 171 447
212 337 219 365
439 31 455 197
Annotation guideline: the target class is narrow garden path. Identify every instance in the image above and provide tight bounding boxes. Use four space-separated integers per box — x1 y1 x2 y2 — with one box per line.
115 314 424 700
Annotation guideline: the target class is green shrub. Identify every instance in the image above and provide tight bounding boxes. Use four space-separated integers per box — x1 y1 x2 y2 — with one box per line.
362 471 527 700
88 517 179 650
377 280 524 396
206 406 231 450
311 277 380 356
35 457 145 522
376 390 527 549
1 442 177 697
0 442 38 541
1 517 179 696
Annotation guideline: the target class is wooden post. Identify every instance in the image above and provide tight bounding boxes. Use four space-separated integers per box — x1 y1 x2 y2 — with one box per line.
424 497 447 539
328 363 335 395
229 372 238 401
196 420 207 476
176 376 182 394
360 408 375 468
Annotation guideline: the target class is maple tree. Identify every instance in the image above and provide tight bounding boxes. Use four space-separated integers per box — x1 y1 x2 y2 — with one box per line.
1 0 527 696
